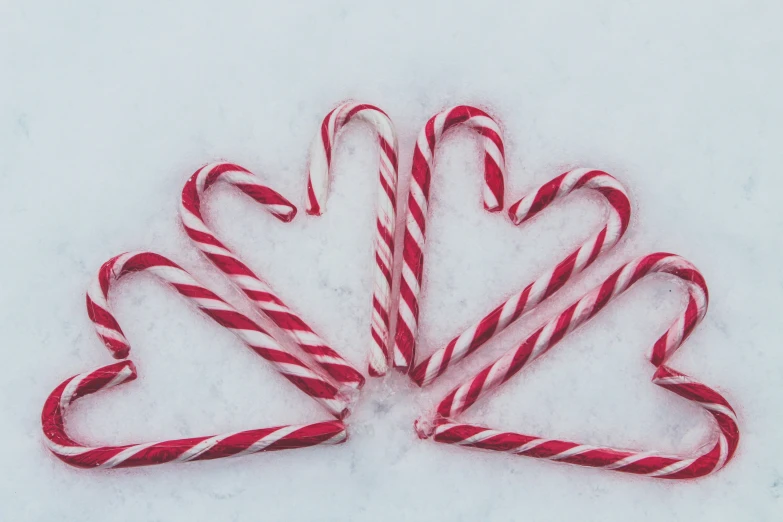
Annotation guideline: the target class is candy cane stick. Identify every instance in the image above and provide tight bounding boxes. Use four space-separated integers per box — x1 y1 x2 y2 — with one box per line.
394 105 506 371
42 361 347 469
86 251 350 418
180 162 365 392
416 253 740 479
410 168 631 386
306 101 399 377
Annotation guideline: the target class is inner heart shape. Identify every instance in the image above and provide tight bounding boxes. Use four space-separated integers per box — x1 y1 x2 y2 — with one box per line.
41 101 739 479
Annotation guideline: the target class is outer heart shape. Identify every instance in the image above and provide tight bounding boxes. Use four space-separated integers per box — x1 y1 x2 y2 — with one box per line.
42 251 348 468
390 105 632 389
417 253 740 479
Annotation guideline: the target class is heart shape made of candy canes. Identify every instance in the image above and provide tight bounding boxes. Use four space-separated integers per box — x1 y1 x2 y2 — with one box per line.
392 106 632 388
416 253 740 479
42 252 349 468
180 102 399 384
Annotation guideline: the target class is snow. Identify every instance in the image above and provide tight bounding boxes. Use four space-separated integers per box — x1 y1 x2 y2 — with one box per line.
2 0 782 520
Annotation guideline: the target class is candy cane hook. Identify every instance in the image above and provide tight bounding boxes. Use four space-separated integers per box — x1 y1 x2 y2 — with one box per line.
42 361 348 469
306 101 399 377
86 251 350 418
394 105 506 371
410 168 631 387
180 162 365 392
417 253 739 479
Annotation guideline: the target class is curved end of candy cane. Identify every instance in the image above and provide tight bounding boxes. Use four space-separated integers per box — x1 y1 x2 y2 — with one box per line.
42 361 138 427
368 358 388 378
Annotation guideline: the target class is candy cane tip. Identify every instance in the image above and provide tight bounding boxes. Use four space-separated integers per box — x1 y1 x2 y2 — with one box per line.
485 203 503 213
507 206 523 225
392 362 411 374
274 206 297 223
109 346 130 360
305 207 323 217
650 350 667 367
368 364 387 378
414 418 435 439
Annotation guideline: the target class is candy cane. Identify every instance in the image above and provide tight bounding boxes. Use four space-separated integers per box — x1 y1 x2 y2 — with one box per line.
42 361 347 469
416 253 740 479
85 251 350 418
306 101 399 377
410 168 631 387
394 105 506 371
180 162 365 392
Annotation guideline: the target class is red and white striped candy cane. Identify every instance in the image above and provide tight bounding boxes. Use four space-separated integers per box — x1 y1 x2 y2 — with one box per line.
416 253 740 479
180 162 365 392
394 105 506 371
410 168 631 387
85 251 350 418
306 101 399 377
42 361 347 469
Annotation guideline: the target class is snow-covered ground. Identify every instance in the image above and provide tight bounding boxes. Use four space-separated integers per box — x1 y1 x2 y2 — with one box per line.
2 1 782 520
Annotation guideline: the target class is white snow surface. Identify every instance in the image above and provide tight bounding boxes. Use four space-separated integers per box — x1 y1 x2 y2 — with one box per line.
2 1 782 520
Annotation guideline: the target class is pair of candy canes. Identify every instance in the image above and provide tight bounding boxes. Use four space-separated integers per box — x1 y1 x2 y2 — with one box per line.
43 103 738 479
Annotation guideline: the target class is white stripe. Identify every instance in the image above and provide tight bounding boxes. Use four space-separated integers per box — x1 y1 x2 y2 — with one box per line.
465 115 500 134
647 458 696 477
103 365 135 390
195 163 220 196
526 275 551 310
701 403 739 425
396 300 417 336
456 429 501 446
60 374 88 411
401 263 421 298
193 240 232 257
45 439 93 457
433 110 450 141
498 292 522 329
93 324 128 345
230 426 300 458
147 265 198 287
98 441 158 469
416 131 433 164
422 350 446 386
191 297 234 312
548 444 595 461
452 323 479 361
232 275 272 293
714 435 729 472
511 438 549 455
529 318 557 362
179 206 213 235
603 452 654 470
173 432 241 462
510 193 535 223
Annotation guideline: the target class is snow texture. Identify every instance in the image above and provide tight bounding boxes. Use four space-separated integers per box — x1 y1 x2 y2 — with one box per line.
1 1 782 520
